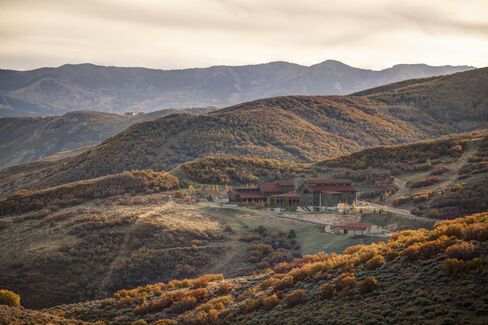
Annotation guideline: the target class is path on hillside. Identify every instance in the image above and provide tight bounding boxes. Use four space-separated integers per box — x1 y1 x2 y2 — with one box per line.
204 240 243 275
364 201 434 223
97 207 158 298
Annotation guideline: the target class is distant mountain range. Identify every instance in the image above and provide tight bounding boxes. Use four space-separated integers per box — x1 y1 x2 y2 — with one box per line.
0 61 474 116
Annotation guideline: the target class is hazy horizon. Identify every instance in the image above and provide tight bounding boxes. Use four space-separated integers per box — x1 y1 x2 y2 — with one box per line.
1 0 487 71
0 58 479 73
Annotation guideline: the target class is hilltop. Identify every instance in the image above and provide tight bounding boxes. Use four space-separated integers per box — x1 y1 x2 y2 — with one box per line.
0 61 473 116
0 107 213 170
2 211 487 324
1 67 486 194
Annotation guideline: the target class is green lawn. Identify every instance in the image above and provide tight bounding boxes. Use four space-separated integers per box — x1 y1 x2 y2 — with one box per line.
201 205 384 255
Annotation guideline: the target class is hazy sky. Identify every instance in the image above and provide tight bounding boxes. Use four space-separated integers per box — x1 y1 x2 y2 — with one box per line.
1 0 487 70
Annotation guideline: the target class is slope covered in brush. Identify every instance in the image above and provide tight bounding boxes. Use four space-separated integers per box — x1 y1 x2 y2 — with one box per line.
174 130 488 220
356 67 488 128
0 107 214 170
0 170 179 215
4 211 484 324
1 68 487 194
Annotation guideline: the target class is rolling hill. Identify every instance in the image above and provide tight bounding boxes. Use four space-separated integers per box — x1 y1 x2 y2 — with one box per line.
0 107 214 170
2 211 488 324
0 61 473 116
2 67 485 193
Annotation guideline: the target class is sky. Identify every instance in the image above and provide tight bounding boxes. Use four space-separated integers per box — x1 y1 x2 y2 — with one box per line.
1 0 487 71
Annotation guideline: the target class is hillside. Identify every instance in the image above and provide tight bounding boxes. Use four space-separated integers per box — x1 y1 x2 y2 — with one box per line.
0 107 214 170
0 61 473 116
0 170 179 215
1 67 485 193
2 211 487 324
0 185 352 309
0 111 130 169
175 130 488 220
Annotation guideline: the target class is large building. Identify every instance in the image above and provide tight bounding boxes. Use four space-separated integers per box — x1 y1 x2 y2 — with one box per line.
228 180 294 205
228 178 357 210
297 178 357 210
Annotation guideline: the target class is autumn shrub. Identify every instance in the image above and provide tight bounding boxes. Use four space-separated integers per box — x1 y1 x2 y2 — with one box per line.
430 167 450 175
215 281 234 294
0 289 21 307
282 289 307 307
444 258 483 277
339 262 356 273
319 283 335 299
133 296 173 315
168 274 224 289
241 299 261 313
431 223 466 240
334 273 356 292
343 245 365 255
133 288 208 315
466 223 488 241
195 295 233 313
392 196 410 206
169 295 198 313
273 276 294 292
247 243 273 263
390 229 430 249
190 278 209 289
153 320 176 325
177 309 220 325
385 249 400 261
260 293 280 311
408 176 440 188
358 277 378 294
366 255 385 270
131 320 148 325
445 242 478 260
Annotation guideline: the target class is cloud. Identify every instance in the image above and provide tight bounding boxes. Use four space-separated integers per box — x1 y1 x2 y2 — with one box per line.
0 0 487 70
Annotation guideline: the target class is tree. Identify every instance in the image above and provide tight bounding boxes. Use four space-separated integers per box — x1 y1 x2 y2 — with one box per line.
287 229 297 239
256 225 268 237
0 290 20 307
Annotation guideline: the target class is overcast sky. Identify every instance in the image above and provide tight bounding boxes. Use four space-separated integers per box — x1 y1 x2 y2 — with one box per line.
1 0 487 70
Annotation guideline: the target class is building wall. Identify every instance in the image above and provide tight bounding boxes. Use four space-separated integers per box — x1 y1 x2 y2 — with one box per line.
297 184 356 207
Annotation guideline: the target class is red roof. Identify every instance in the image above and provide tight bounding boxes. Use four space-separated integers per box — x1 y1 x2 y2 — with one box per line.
234 192 266 199
308 185 357 192
269 191 300 199
277 180 293 186
343 223 370 230
258 182 282 192
303 178 352 185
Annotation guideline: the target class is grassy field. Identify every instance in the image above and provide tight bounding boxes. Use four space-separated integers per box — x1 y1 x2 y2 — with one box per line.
200 205 384 255
360 212 433 230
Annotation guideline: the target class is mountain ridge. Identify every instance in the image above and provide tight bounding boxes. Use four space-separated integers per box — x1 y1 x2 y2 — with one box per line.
0 60 474 116
0 67 486 196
